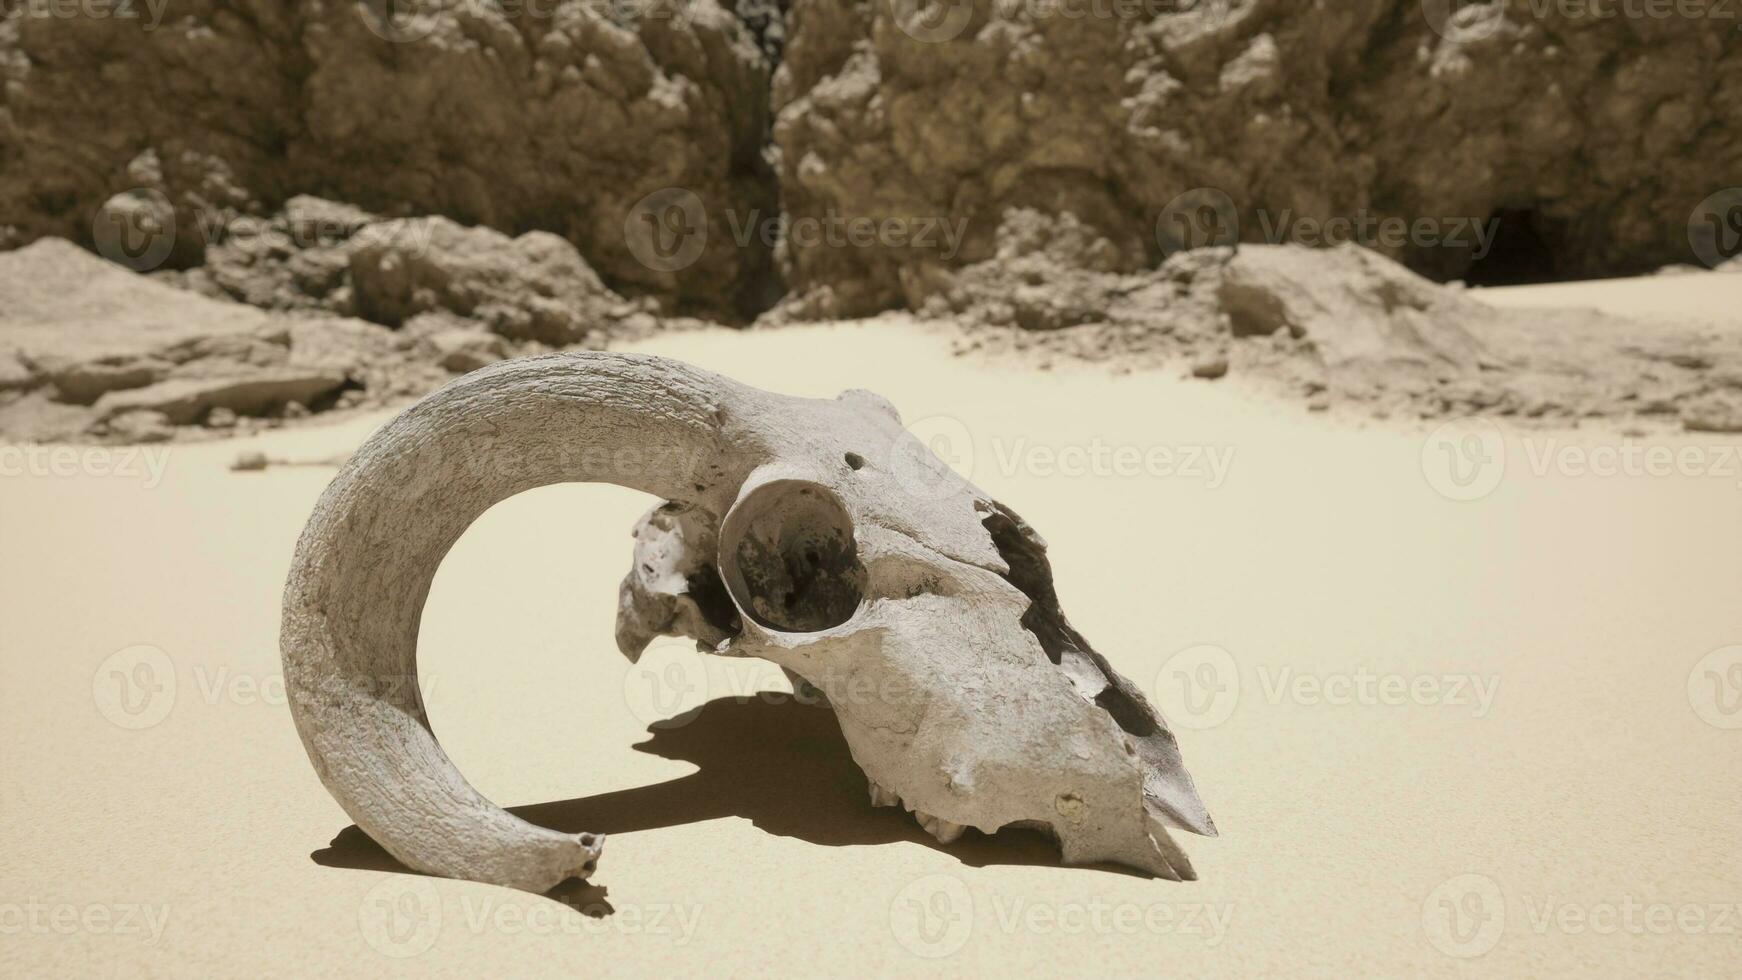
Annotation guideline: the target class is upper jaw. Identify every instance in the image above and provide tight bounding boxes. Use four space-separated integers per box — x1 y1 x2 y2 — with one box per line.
615 465 1216 880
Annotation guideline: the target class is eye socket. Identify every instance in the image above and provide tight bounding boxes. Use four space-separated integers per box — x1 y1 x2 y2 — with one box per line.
718 480 866 633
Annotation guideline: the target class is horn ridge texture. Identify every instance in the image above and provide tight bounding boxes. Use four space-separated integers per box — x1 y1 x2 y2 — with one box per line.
281 353 750 891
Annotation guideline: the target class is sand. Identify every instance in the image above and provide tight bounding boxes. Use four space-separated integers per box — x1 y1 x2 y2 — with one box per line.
2 281 1740 976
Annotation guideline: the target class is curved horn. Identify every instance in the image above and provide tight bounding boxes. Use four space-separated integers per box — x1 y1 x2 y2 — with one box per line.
281 353 755 891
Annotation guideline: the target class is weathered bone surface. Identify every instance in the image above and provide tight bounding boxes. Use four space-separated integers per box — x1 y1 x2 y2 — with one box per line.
282 352 1215 891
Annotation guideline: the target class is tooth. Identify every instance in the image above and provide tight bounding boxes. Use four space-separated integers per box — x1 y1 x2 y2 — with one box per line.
868 781 901 808
915 811 967 844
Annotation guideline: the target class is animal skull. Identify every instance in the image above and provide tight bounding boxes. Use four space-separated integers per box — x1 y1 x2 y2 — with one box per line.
282 353 1215 893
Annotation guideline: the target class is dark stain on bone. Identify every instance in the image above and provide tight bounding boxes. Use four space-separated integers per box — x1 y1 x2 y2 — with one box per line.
982 501 1158 739
981 499 1216 838
686 565 742 637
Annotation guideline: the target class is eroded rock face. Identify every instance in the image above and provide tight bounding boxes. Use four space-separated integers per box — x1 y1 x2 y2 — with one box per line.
773 0 1742 315
0 1 777 318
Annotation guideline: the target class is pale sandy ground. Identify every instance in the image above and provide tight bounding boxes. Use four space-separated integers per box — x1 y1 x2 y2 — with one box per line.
3 279 1741 977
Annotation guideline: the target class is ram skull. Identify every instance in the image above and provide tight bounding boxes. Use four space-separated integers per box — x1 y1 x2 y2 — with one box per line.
282 353 1215 892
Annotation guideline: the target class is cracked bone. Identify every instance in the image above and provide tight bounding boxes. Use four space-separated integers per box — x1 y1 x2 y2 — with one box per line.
281 352 1216 891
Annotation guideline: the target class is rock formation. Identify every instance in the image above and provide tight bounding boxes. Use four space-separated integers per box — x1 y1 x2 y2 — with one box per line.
773 0 1742 314
0 0 777 318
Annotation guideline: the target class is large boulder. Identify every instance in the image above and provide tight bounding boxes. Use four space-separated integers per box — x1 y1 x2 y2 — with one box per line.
0 1 776 318
168 197 635 346
0 237 449 441
773 0 1742 315
0 238 269 403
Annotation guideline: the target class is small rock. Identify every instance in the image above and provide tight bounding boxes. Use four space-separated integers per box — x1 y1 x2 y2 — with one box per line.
91 371 345 425
205 406 238 428
430 329 510 374
282 401 310 419
1682 393 1742 433
1191 355 1230 380
105 409 175 443
0 351 36 392
231 451 270 472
